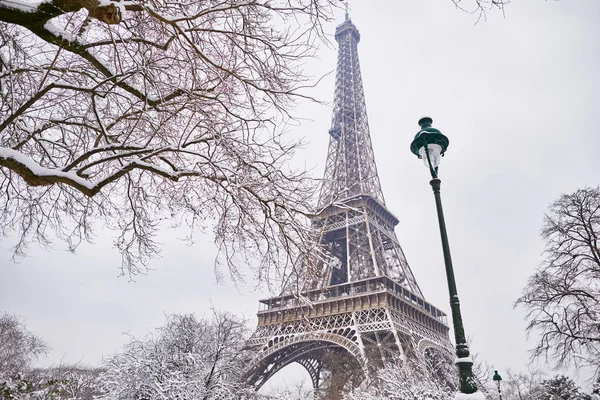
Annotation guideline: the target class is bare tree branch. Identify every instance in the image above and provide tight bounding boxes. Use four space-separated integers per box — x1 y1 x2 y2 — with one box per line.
450 0 508 23
515 187 600 378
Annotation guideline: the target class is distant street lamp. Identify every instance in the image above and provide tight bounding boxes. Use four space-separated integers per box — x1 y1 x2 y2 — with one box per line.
410 117 479 396
493 370 503 400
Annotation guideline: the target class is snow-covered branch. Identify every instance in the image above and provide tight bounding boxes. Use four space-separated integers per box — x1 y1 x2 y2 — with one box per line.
346 350 458 400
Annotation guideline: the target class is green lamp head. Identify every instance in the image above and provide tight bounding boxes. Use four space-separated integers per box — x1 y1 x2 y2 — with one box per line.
410 117 449 167
493 370 502 386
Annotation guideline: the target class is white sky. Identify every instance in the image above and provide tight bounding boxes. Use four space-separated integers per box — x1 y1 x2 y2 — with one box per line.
1 0 599 392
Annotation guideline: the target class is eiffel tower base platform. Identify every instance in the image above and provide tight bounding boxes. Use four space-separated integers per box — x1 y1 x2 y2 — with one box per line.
244 276 453 397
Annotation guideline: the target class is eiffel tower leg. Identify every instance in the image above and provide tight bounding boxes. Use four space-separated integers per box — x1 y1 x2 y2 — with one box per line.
374 331 386 362
385 308 406 361
297 358 323 390
364 209 381 276
351 312 366 358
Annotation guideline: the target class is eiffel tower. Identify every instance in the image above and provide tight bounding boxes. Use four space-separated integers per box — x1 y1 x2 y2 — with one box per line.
244 13 453 396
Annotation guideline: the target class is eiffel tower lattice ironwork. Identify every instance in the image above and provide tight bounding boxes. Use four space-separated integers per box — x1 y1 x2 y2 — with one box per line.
244 14 453 396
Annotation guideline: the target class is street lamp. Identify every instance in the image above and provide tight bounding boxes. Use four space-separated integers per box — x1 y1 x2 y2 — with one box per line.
410 117 479 396
493 370 503 400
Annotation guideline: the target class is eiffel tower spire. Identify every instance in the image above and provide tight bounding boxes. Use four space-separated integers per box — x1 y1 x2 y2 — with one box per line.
318 16 384 208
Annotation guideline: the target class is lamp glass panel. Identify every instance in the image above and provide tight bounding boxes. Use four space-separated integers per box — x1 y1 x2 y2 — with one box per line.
418 143 443 169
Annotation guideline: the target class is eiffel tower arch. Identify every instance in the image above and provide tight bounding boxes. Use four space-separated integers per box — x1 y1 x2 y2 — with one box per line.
244 13 454 396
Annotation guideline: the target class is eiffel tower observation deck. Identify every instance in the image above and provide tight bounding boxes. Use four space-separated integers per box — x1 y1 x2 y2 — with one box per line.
244 13 453 396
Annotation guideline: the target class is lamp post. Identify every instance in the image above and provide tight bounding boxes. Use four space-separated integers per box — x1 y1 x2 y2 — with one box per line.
493 370 503 400
410 117 479 395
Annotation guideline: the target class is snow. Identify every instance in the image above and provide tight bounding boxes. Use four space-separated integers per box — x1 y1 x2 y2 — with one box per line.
0 147 95 190
133 159 178 176
455 355 473 364
455 391 486 400
43 21 79 44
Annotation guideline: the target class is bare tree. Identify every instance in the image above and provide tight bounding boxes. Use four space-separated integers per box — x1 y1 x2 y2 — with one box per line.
0 0 335 283
99 311 257 399
516 187 600 377
0 313 48 378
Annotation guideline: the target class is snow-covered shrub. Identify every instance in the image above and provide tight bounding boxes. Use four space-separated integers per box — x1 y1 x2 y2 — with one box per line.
99 312 255 400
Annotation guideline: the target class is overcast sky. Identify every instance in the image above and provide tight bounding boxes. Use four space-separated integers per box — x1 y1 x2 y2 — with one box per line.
1 0 599 392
